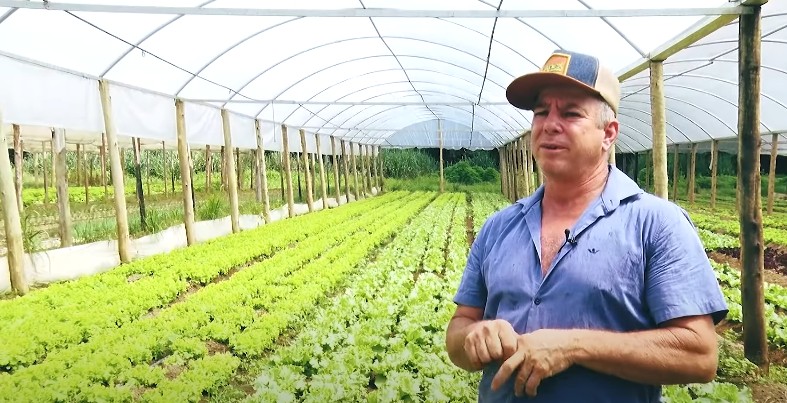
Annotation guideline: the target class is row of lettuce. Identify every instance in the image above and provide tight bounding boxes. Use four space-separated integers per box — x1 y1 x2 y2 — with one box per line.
0 190 774 402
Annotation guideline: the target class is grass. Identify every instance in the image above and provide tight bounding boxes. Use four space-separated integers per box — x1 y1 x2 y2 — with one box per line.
385 175 500 193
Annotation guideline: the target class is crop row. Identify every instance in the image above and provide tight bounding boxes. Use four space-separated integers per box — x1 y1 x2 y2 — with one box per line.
469 192 510 236
0 192 432 402
0 191 411 372
713 261 787 347
691 211 787 247
252 193 480 402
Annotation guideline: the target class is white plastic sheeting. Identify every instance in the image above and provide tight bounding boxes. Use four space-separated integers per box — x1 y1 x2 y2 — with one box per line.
0 1 782 153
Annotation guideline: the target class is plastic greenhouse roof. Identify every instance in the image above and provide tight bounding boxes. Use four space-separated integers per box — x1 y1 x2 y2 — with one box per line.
0 0 784 155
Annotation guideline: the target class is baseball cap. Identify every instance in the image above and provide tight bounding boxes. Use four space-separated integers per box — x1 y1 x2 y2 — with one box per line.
506 49 621 115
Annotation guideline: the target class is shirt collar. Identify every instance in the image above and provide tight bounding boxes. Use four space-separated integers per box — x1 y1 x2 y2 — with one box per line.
516 164 644 215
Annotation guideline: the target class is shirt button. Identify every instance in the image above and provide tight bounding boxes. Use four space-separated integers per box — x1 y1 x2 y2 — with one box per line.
534 298 541 305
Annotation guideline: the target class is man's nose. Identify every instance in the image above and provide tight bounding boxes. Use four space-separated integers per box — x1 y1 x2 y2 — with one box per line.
542 109 562 134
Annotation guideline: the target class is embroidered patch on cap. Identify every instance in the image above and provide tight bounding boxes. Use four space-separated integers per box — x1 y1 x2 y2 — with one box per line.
541 53 570 75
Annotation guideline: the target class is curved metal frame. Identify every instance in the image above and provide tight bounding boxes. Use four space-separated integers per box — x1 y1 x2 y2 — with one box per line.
275 62 524 123
276 67 529 133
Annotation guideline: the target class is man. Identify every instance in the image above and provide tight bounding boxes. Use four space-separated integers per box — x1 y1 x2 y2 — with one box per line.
445 49 728 402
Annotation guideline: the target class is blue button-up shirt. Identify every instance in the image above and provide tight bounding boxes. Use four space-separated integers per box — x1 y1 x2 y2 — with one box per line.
454 165 728 402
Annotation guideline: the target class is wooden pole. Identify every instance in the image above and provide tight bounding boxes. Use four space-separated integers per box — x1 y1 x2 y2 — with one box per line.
330 136 341 203
132 137 147 231
350 142 360 200
378 146 385 192
739 4 768 371
99 80 132 261
650 60 669 199
341 139 350 202
363 144 372 194
608 143 616 166
499 147 507 198
767 133 778 215
358 144 367 197
672 145 679 202
100 133 108 199
0 113 28 295
520 135 530 195
43 141 49 204
438 120 445 193
75 142 81 187
161 142 168 196
12 124 23 214
221 109 240 233
52 128 73 247
688 143 698 205
174 99 196 246
281 125 295 217
235 147 241 195
299 129 314 212
711 139 719 210
255 121 271 222
315 133 328 208
205 145 212 193
369 145 378 192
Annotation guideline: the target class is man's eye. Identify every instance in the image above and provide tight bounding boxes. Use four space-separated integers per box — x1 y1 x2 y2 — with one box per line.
533 110 547 116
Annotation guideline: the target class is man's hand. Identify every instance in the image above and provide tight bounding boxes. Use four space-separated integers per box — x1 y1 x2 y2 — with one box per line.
491 329 578 397
463 319 519 369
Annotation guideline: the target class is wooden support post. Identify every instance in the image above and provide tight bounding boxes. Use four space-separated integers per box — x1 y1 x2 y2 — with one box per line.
0 113 28 295
132 137 147 231
221 109 240 233
99 80 132 261
315 133 328 209
205 145 212 193
53 128 73 247
369 145 378 192
100 133 108 199
174 99 196 246
499 147 508 198
43 141 49 204
510 143 518 199
711 140 719 210
161 142 169 196
255 121 270 222
378 146 385 192
281 125 295 217
650 60 669 199
439 120 445 193
341 139 350 201
235 147 241 194
767 133 778 215
633 151 639 185
688 143 698 205
75 142 81 186
299 129 314 212
350 142 360 200
331 136 341 203
363 144 371 194
520 135 530 195
645 150 651 191
672 145 679 202
12 124 23 214
738 4 768 371
609 143 616 166
358 144 367 197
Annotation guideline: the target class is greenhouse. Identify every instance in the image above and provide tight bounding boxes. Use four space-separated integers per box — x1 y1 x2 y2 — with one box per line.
0 0 786 401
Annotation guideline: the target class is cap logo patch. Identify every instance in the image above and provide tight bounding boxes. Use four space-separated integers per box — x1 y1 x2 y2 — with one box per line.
541 54 570 75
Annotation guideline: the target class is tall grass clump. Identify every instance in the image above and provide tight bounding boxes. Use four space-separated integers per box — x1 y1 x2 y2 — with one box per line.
382 149 438 178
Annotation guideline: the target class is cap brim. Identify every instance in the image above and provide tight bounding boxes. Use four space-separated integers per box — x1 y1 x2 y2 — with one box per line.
506 72 602 110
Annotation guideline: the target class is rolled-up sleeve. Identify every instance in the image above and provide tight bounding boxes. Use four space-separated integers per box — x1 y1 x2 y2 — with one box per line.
645 205 729 325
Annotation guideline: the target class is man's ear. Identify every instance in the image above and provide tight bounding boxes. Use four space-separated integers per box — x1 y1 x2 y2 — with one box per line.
601 119 619 152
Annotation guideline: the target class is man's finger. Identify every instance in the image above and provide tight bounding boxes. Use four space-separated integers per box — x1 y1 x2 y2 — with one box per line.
525 368 544 397
465 341 481 369
491 350 524 391
485 332 504 360
499 329 518 360
514 360 534 397
475 338 492 364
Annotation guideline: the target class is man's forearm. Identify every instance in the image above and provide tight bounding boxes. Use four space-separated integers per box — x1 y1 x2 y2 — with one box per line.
569 326 718 385
446 316 483 371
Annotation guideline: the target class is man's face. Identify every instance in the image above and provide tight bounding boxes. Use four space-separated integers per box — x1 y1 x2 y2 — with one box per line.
530 86 617 180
